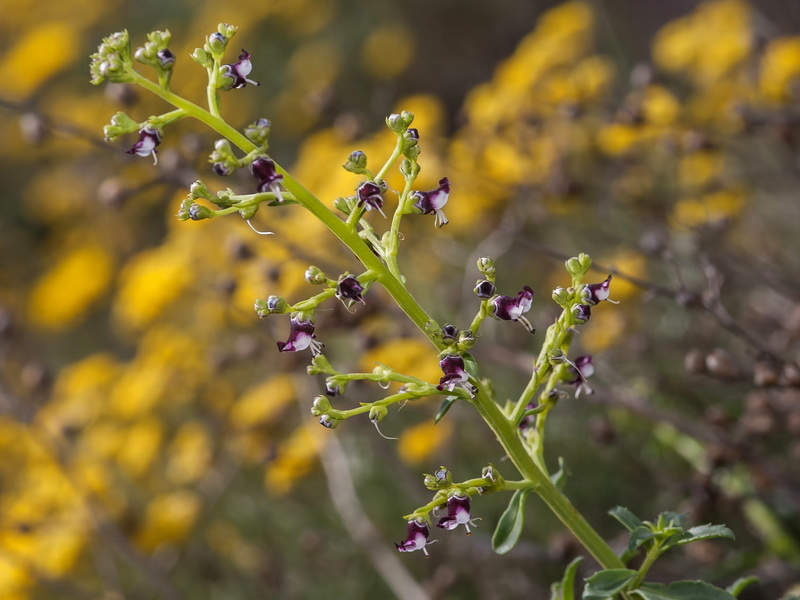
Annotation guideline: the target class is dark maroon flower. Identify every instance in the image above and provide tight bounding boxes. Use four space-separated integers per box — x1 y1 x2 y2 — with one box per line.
356 181 386 217
251 157 285 201
582 275 616 305
491 286 535 333
127 126 161 164
336 275 365 308
441 324 459 342
412 177 450 228
277 317 322 355
396 519 434 556
436 494 480 534
220 49 260 89
436 354 474 397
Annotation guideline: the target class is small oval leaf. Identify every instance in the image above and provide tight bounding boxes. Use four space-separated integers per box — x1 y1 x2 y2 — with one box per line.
492 488 530 555
582 569 637 600
632 581 736 600
434 396 459 424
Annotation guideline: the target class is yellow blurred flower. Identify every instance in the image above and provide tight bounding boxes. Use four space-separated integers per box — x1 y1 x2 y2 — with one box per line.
596 123 640 156
359 338 441 385
0 22 79 98
760 37 800 102
678 151 723 189
115 417 163 478
397 419 453 466
229 374 296 430
265 422 327 495
641 85 680 127
113 242 193 330
671 189 745 229
581 309 627 354
136 490 200 551
166 421 212 485
361 24 415 80
28 243 113 331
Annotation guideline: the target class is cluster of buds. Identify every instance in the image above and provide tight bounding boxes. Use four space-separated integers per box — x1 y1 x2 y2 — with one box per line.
90 30 135 85
133 30 175 87
191 23 239 68
210 139 239 176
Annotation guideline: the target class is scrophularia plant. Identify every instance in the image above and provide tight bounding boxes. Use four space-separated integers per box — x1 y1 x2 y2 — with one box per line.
92 25 749 600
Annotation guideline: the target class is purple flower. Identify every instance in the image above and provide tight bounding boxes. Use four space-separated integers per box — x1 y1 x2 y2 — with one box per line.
251 157 285 201
220 49 260 89
127 126 161 164
474 279 495 299
436 354 475 397
277 317 323 355
491 286 535 333
356 181 386 217
336 275 365 308
436 494 480 534
582 275 616 305
441 324 459 342
412 177 450 228
566 355 595 397
396 519 434 556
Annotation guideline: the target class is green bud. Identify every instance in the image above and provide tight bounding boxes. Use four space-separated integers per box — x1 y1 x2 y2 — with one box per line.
217 23 238 38
578 253 592 271
343 150 368 174
400 110 414 128
458 330 476 349
177 197 194 221
372 364 393 381
304 266 327 285
311 395 332 416
189 180 214 201
479 464 505 493
399 158 417 179
368 405 388 423
244 118 272 147
402 144 421 161
103 111 139 140
434 466 452 486
477 257 495 276
191 47 212 67
386 113 405 133
565 254 592 280
254 295 288 317
552 286 571 307
209 138 239 175
307 353 334 375
333 196 352 215
90 32 135 85
207 32 228 55
423 474 439 490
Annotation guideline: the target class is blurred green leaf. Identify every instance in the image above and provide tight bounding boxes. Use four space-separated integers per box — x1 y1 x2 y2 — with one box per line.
492 488 530 555
582 569 637 600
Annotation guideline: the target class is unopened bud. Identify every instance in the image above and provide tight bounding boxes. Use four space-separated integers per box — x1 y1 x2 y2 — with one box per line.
311 395 332 416
304 266 327 285
477 257 495 276
474 279 495 298
207 32 228 54
343 150 368 174
386 113 405 133
191 47 212 67
254 295 287 317
319 414 341 429
434 466 452 486
552 287 571 307
244 117 272 147
333 196 352 215
189 204 214 221
189 180 214 201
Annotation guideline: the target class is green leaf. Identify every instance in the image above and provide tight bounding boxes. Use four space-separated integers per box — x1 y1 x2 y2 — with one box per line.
491 488 530 554
631 581 736 600
550 556 583 600
726 576 759 598
434 396 459 424
628 526 657 553
582 569 637 600
609 507 643 532
664 524 735 550
551 457 570 491
463 352 479 378
656 511 687 530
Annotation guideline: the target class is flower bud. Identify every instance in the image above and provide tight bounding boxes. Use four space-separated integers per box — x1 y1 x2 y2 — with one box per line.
254 295 288 317
386 113 405 133
369 405 388 423
189 180 215 201
177 197 194 221
307 353 334 375
552 286 571 307
457 329 476 349
333 196 352 215
244 117 272 147
103 111 140 141
474 279 495 298
207 32 228 54
565 253 593 280
304 266 327 285
399 158 418 179
311 395 332 416
238 205 258 220
434 466 452 486
402 128 419 151
325 379 347 396
157 49 176 69
191 47 212 67
441 324 459 343
343 150 368 174
209 139 239 175
217 23 238 39
477 257 495 276
189 204 215 221
372 364 393 381
400 110 415 128
319 414 341 429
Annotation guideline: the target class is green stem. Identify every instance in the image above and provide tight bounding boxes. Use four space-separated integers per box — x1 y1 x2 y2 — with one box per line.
470 384 624 569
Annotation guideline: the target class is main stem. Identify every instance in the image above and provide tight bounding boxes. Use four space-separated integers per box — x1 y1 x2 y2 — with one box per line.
133 72 622 568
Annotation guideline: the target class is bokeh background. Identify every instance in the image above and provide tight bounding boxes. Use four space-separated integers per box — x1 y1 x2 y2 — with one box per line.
1 0 800 598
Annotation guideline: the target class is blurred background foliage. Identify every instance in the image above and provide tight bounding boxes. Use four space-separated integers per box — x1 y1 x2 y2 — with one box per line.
1 0 800 598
